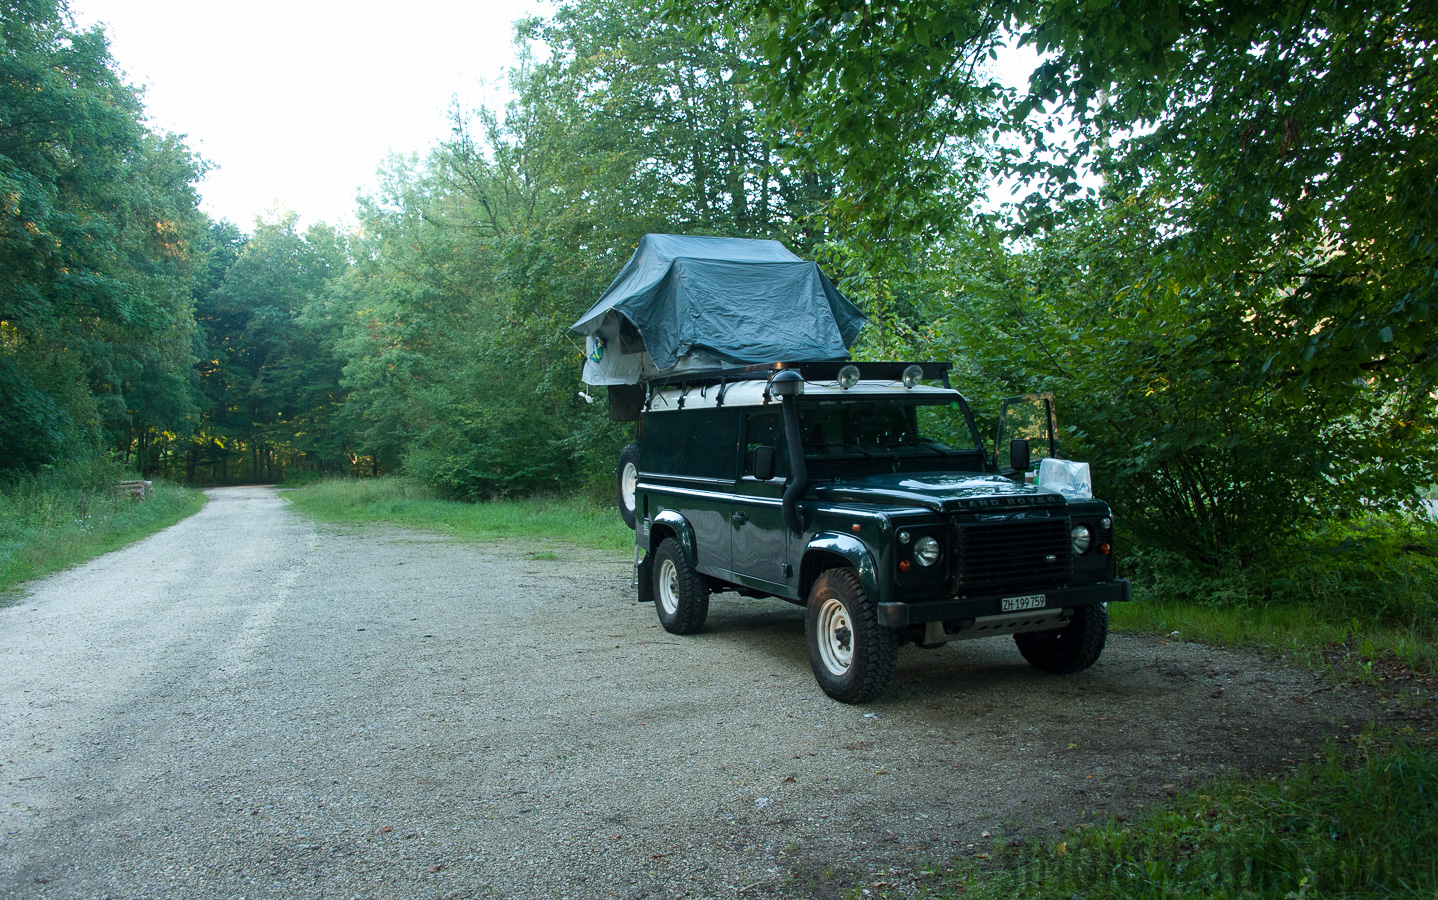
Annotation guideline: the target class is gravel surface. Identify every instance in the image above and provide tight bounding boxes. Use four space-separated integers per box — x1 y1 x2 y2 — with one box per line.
1 486 1373 899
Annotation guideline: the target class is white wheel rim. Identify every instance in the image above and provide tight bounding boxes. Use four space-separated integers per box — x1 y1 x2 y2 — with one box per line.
621 462 638 513
658 558 679 615
816 597 854 675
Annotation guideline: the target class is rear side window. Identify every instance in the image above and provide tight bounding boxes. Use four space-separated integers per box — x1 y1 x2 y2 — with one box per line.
642 409 740 479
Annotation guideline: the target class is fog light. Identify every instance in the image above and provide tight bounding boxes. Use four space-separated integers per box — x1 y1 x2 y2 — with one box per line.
901 365 924 388
1071 525 1093 555
837 364 861 390
914 535 941 566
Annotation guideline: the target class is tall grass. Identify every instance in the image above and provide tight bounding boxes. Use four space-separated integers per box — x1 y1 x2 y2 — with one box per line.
0 462 206 595
925 733 1437 900
283 477 634 553
1116 511 1438 674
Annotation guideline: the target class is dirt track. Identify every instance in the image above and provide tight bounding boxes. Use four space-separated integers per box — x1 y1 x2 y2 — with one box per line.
0 486 1372 899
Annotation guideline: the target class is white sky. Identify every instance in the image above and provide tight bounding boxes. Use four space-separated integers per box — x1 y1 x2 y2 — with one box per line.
72 0 551 231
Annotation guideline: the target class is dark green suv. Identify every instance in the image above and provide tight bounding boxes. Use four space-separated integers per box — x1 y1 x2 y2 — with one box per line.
617 361 1131 703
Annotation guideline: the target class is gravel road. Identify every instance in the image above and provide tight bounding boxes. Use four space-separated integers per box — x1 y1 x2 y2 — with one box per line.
1 486 1371 899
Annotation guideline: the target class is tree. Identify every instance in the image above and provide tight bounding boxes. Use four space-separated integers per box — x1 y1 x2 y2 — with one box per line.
679 0 1438 563
1 0 210 476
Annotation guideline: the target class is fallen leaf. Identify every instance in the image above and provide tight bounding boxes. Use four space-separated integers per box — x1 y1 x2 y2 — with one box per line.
378 825 393 834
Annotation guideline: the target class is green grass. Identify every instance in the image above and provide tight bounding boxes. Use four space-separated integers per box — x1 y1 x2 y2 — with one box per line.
1111 596 1438 676
283 477 634 553
0 477 206 596
921 732 1437 900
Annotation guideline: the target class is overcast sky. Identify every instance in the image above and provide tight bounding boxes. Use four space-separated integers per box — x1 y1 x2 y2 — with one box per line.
71 2 1042 233
73 0 550 231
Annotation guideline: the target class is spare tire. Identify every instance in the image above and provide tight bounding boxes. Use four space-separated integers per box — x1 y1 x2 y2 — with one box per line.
617 442 642 529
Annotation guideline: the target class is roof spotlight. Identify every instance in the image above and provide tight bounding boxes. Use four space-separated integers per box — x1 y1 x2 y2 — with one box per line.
902 364 924 389
770 369 805 397
837 365 861 390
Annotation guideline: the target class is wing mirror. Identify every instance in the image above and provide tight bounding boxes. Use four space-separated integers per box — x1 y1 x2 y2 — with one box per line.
1008 438 1031 476
752 445 777 481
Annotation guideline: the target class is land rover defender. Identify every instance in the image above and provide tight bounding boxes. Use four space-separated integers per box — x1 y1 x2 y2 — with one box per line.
618 361 1131 703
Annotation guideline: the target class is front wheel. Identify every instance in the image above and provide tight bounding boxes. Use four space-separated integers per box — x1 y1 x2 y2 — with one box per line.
653 537 708 634
1014 603 1108 674
805 568 898 704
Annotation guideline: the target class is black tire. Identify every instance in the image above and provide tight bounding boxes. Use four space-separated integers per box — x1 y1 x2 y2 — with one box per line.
1014 603 1108 674
805 568 898 704
653 537 709 634
617 442 642 529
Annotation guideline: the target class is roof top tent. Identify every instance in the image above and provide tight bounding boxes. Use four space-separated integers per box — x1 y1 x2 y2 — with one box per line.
570 234 867 387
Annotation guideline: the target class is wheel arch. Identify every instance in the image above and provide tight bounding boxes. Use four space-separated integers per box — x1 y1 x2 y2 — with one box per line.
648 509 697 567
801 532 882 604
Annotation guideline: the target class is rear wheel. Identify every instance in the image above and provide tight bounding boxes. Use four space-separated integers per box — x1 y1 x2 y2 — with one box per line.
616 442 641 529
805 568 897 704
653 537 708 634
1014 603 1108 674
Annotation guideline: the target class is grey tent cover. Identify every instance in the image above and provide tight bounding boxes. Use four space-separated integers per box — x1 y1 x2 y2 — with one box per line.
571 234 866 384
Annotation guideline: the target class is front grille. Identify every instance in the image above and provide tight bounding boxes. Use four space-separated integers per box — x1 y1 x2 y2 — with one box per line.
954 516 1072 596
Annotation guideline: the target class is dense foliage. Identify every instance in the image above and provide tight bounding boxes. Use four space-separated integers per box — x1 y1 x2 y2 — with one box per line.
693 0 1438 570
1 0 209 476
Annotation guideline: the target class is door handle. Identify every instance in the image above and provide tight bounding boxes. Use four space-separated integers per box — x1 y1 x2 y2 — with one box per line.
731 512 749 524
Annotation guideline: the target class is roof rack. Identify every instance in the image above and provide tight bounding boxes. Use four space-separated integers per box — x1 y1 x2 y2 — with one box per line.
642 360 953 391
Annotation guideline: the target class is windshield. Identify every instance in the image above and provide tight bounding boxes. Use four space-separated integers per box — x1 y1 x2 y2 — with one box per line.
796 399 980 459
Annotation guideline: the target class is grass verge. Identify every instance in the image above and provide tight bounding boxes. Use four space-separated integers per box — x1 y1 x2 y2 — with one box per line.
0 479 206 596
921 731 1437 900
1110 598 1438 678
283 477 633 554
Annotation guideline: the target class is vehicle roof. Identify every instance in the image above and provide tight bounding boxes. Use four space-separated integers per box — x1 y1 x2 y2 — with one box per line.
646 379 962 412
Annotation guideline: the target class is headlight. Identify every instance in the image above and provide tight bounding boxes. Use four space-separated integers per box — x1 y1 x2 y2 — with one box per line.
1071 525 1093 555
914 535 941 566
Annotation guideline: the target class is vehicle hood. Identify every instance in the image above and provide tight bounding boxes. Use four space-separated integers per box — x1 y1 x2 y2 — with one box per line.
809 472 1062 513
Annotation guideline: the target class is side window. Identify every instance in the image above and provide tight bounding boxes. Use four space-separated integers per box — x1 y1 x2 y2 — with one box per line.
743 410 788 478
641 409 740 479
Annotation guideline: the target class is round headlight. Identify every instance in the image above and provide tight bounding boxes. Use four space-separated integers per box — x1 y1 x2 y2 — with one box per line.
901 364 924 389
1071 525 1093 555
914 535 941 567
837 364 861 390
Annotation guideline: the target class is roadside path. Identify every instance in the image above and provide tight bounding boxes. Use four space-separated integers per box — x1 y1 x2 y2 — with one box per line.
1 486 1370 899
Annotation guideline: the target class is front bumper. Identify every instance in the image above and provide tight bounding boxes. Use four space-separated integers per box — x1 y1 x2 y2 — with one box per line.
877 579 1131 629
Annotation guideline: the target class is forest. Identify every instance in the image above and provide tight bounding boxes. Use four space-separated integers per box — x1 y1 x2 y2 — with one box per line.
2 0 1435 599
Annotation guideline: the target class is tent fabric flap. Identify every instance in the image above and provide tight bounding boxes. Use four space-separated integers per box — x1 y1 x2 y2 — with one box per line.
571 234 866 385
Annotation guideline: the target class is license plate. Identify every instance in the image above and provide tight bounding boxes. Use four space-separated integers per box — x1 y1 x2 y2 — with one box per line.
1001 594 1046 612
